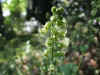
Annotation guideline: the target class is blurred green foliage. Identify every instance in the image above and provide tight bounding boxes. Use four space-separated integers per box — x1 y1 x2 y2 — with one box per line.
0 0 100 75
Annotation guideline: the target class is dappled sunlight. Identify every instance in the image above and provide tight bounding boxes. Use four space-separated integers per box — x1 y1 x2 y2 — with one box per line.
0 0 100 75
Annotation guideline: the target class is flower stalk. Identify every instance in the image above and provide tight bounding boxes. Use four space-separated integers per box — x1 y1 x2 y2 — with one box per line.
40 6 69 75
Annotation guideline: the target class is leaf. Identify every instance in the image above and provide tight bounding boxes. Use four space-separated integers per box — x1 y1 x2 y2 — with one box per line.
60 63 79 75
80 45 88 53
91 8 97 16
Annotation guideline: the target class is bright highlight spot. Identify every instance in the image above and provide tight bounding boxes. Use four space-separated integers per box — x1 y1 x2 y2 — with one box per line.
3 10 10 16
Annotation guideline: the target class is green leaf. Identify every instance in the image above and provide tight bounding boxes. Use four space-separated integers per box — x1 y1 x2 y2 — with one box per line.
91 8 97 16
60 63 79 75
80 45 88 53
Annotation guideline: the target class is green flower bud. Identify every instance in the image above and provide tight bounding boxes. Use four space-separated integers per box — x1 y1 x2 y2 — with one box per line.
56 7 64 15
51 6 56 14
49 64 55 71
50 16 56 21
43 50 50 56
40 28 47 34
45 39 51 47
44 21 51 30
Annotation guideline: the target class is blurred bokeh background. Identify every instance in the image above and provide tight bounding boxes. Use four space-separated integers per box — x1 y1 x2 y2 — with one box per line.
0 0 100 75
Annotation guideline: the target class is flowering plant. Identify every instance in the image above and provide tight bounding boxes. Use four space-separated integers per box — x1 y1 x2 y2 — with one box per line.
40 6 69 75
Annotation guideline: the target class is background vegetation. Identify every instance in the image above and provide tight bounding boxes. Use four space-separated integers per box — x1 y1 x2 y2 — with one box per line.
0 0 100 75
